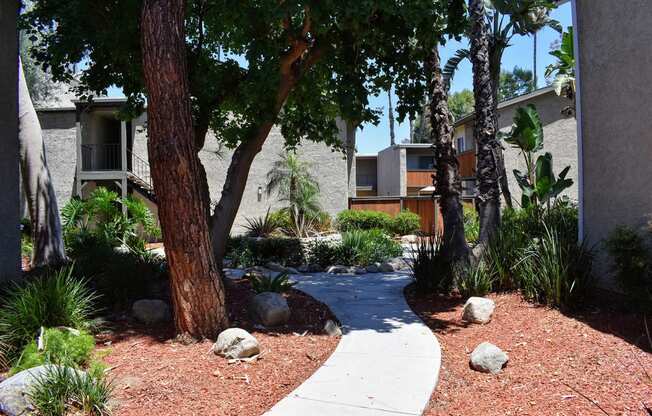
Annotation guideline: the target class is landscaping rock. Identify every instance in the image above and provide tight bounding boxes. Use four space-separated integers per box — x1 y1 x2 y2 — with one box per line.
0 365 84 416
324 320 342 337
401 234 418 244
379 262 395 273
212 328 260 359
285 267 299 275
308 264 324 273
470 342 509 374
327 265 351 274
297 264 311 273
354 267 367 275
250 292 291 326
132 299 170 324
366 263 381 273
222 258 233 268
387 257 409 270
462 297 496 324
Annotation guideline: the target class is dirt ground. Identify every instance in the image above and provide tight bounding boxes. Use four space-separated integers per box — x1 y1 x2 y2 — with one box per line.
98 278 340 416
405 286 652 416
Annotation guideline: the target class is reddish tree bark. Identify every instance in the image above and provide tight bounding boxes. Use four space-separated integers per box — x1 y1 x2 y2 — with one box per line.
141 0 228 338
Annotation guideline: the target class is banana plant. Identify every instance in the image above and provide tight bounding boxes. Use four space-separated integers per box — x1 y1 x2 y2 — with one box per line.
501 104 573 207
545 26 575 116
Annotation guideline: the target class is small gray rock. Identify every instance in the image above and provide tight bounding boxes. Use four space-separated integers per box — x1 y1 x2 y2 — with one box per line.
327 265 351 274
470 342 509 374
297 264 311 273
132 299 170 324
212 328 260 359
309 264 324 273
365 264 380 273
388 257 409 270
462 297 496 324
0 366 84 416
379 262 395 273
222 258 234 268
324 320 342 337
285 267 299 275
354 267 367 275
250 292 291 326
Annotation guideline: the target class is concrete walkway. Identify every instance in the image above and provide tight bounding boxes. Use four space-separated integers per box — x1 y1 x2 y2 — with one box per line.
264 272 441 416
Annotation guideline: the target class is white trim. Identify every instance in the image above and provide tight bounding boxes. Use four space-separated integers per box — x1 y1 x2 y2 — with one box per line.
572 0 584 241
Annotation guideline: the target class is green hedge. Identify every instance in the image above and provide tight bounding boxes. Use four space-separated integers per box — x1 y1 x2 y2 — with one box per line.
336 209 421 235
226 236 305 267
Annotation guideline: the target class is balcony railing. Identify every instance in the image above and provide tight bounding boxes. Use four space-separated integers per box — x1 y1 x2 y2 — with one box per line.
81 143 121 171
80 143 152 191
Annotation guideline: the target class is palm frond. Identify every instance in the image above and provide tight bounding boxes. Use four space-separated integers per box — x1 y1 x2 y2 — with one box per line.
443 49 470 92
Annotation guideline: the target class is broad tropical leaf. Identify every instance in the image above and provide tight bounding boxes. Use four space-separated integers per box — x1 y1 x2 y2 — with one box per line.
534 152 555 199
504 104 544 153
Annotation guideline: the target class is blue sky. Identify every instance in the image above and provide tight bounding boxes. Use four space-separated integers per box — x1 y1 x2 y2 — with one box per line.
107 2 571 154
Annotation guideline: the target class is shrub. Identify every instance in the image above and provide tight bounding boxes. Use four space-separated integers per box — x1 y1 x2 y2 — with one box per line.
306 240 341 267
456 261 494 298
463 205 480 244
28 365 113 416
243 208 279 237
248 271 296 294
340 229 402 266
0 266 97 362
313 211 333 233
605 226 652 311
390 211 421 236
336 210 392 232
517 225 593 309
409 235 454 294
226 236 305 267
11 328 95 375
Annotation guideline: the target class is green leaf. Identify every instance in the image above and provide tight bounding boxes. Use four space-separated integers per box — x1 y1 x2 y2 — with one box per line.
534 152 555 200
504 104 544 153
513 169 535 197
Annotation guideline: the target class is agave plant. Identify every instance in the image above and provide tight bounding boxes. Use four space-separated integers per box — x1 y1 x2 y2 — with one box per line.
243 208 279 237
501 104 573 207
247 271 296 294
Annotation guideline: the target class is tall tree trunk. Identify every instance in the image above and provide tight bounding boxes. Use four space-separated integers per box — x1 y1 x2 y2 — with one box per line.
141 0 228 338
470 0 501 245
388 84 396 145
427 46 469 263
489 46 513 208
18 57 66 268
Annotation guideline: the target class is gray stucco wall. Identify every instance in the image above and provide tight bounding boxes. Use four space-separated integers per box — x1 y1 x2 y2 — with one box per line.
41 108 349 236
377 146 405 196
575 0 652 282
38 110 77 212
0 1 20 279
497 91 578 204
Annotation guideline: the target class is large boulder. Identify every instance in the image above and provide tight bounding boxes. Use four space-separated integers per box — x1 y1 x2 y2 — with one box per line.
0 366 84 416
366 263 381 273
462 297 496 324
470 342 509 374
387 257 409 271
212 328 260 359
132 299 170 324
379 262 395 273
250 292 291 326
324 320 342 337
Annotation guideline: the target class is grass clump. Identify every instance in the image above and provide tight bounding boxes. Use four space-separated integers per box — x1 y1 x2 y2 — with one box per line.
28 365 113 416
248 271 296 294
0 266 97 363
455 261 494 298
409 235 454 294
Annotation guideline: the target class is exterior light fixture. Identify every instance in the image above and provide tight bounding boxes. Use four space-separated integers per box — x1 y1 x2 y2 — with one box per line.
257 186 263 202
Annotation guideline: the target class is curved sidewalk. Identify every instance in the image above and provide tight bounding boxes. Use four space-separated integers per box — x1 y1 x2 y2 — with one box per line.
265 272 441 416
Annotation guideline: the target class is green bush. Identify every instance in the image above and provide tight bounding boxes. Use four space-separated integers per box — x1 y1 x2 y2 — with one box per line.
340 229 403 266
28 365 113 416
11 328 95 375
336 210 392 233
390 211 421 236
605 226 652 311
517 225 593 309
456 261 494 298
409 235 454 294
463 205 480 244
0 266 97 363
247 271 296 294
306 240 341 267
226 236 305 267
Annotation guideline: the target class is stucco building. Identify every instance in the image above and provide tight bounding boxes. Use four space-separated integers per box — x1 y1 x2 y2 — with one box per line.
453 86 578 204
37 98 349 234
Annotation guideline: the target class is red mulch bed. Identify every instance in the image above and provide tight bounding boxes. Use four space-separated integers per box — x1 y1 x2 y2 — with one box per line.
97 278 339 416
405 285 652 416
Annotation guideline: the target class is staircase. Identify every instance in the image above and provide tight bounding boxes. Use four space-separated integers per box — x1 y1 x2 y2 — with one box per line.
127 150 155 202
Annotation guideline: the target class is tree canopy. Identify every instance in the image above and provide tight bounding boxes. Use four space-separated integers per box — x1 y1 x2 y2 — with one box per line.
498 66 534 101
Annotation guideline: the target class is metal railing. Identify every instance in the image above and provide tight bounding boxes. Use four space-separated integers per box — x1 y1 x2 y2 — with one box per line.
81 143 121 171
127 149 153 191
81 143 153 192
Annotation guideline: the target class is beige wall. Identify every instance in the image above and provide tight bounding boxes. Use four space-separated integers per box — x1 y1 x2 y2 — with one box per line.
575 0 652 282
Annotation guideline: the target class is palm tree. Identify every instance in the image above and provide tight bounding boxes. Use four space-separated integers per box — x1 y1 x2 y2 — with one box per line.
444 0 561 207
469 0 501 246
266 153 321 237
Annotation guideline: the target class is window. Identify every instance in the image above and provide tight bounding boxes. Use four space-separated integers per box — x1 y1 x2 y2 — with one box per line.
462 179 477 197
418 156 435 170
456 137 466 152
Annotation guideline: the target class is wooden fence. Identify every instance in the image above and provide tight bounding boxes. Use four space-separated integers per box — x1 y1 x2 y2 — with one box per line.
348 195 475 234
